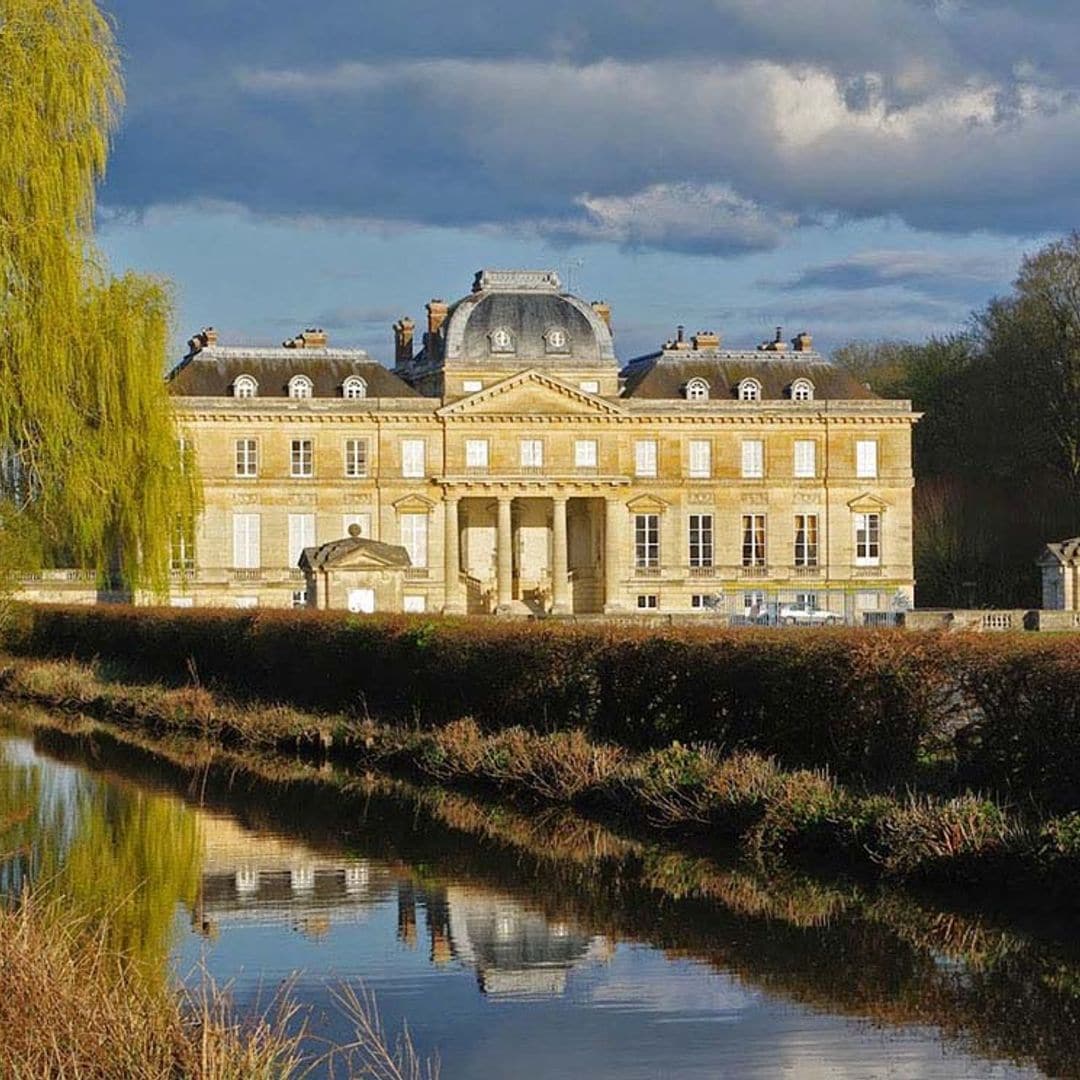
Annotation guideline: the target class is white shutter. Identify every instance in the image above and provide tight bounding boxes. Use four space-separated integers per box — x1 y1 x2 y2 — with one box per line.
741 440 764 478
575 440 598 468
520 440 543 468
856 440 878 478
466 440 488 468
400 513 428 568
232 514 260 569
689 440 711 478
401 439 425 477
288 513 315 567
794 440 816 478
342 513 371 538
635 440 657 477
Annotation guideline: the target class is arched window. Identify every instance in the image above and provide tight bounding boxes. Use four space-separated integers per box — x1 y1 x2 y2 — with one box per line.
738 378 762 402
791 378 814 402
685 378 710 402
342 376 367 400
289 375 314 400
545 327 568 352
233 374 258 399
490 327 514 353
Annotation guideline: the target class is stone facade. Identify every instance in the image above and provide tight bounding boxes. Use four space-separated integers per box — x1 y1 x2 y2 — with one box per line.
166 270 919 617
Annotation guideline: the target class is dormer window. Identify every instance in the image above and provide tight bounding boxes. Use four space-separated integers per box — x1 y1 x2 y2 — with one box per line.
791 378 814 402
342 376 367 400
289 375 314 400
685 378 710 402
233 374 258 399
738 378 762 402
545 327 569 352
490 327 515 354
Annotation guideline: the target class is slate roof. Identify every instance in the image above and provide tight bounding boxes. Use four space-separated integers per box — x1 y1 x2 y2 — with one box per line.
620 349 877 401
299 536 411 571
168 346 420 399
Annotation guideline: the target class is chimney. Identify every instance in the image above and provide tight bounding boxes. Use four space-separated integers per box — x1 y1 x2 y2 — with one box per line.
793 331 813 352
394 317 415 365
758 325 788 352
591 300 612 330
426 300 449 336
283 329 328 349
673 324 690 350
692 331 720 350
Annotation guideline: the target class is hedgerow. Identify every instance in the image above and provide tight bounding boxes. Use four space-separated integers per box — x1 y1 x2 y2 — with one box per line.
8 604 1080 805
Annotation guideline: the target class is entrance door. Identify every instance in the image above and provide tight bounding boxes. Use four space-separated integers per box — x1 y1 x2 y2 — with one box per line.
347 588 375 614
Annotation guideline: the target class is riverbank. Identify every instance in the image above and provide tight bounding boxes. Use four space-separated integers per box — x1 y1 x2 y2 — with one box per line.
11 706 1080 1079
4 654 1080 895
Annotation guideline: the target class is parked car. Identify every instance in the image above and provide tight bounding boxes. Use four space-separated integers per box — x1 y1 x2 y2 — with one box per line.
778 603 844 625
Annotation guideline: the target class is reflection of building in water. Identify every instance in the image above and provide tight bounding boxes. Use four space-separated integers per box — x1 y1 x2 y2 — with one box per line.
197 812 611 996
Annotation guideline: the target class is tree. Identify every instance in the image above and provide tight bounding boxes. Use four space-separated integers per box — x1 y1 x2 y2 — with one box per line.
0 0 198 593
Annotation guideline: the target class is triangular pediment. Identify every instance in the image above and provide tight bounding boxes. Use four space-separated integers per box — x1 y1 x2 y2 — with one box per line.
300 537 411 571
392 494 435 513
438 369 625 417
626 494 670 514
847 492 891 513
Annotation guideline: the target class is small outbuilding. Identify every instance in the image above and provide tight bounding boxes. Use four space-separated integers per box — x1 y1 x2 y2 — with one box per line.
1037 537 1080 610
299 526 412 613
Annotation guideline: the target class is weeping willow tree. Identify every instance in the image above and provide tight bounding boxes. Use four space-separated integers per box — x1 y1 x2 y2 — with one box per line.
0 0 198 594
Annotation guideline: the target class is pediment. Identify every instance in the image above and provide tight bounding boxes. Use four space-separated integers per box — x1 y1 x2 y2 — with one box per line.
626 494 670 514
393 494 435 514
438 369 624 417
330 547 409 571
300 537 411 571
847 492 890 513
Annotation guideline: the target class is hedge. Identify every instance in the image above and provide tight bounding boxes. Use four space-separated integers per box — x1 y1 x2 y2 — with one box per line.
8 604 1080 806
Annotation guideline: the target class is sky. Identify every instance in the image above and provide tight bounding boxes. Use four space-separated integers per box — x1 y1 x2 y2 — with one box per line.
94 0 1080 365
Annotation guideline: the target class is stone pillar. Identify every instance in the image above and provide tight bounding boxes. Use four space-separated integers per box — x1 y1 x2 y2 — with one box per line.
443 496 465 615
496 495 514 611
551 495 570 615
604 497 624 613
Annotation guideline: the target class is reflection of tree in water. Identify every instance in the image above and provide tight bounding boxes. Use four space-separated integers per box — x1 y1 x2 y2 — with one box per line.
0 734 201 975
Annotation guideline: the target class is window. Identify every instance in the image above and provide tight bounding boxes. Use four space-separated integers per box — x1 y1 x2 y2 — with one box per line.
854 512 881 566
689 439 711 478
796 592 819 610
235 438 258 478
288 513 315 567
742 514 766 567
400 512 428 568
691 594 720 610
403 595 426 613
289 375 313 400
344 438 369 478
579 380 600 394
520 439 543 469
170 519 196 572
637 594 658 610
177 434 191 474
688 514 714 568
401 439 425 478
741 439 764 478
575 439 598 469
793 440 816 478
343 376 367 400
234 596 259 609
291 438 313 478
635 440 657 478
232 513 261 569
465 439 489 470
342 512 371 538
794 514 818 567
743 590 766 612
685 378 710 401
490 327 514 353
634 514 660 568
291 589 309 609
462 380 483 393
791 379 814 402
546 327 568 351
233 374 258 399
856 591 882 612
738 378 762 402
856 440 878 479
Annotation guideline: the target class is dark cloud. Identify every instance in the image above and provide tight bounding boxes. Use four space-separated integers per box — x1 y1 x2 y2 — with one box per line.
99 1 1080 256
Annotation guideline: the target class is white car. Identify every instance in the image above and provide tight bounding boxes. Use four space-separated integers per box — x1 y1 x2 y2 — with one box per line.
778 603 844 625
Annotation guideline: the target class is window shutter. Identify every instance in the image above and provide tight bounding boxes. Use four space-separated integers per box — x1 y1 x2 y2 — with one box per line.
742 440 763 478
635 440 657 476
233 514 260 569
689 440 711 477
794 440 815 478
288 514 315 567
856 440 878 478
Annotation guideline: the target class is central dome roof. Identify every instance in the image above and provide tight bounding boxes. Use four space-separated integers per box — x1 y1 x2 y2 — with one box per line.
441 269 616 368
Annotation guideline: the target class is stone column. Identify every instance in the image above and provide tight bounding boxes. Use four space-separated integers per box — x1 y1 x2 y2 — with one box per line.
443 495 465 614
551 495 570 615
604 497 624 613
496 495 513 611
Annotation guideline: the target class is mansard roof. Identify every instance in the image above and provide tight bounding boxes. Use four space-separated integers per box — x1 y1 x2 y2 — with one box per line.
168 344 419 399
620 346 876 401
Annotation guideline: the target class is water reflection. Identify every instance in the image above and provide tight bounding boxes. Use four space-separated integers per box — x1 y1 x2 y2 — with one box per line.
1 717 1066 1078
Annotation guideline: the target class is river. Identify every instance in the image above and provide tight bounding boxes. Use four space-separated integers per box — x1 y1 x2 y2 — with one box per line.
1 713 1074 1079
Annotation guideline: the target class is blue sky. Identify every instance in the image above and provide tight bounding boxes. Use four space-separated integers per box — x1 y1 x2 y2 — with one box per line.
95 1 1077 364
